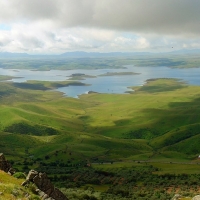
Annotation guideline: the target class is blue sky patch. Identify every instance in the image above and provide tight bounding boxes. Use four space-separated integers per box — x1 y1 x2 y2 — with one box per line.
0 24 11 31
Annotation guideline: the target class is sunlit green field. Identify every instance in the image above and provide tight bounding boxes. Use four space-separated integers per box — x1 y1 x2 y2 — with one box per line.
1 78 200 166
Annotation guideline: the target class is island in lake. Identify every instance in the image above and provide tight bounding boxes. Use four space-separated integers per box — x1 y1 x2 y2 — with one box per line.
67 73 96 80
99 72 140 76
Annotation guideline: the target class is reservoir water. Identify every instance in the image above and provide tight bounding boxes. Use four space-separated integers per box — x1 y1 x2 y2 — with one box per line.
0 66 200 98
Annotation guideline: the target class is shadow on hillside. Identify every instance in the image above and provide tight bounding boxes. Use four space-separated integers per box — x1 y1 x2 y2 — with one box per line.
4 122 59 136
133 97 200 154
12 82 48 90
88 96 200 155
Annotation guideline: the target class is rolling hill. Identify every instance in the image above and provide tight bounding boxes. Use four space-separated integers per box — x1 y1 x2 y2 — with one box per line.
0 78 200 164
1 77 200 199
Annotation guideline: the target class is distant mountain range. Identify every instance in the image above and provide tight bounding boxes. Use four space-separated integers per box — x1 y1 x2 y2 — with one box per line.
0 51 151 58
59 51 151 57
0 52 30 57
0 49 200 58
168 49 200 54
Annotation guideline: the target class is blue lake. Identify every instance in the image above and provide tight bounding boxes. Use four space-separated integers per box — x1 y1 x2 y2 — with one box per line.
0 66 200 98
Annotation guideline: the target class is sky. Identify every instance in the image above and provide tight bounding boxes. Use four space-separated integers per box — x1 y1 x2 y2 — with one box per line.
0 0 200 54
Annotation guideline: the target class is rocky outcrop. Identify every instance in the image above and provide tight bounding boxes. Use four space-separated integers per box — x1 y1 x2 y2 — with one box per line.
23 169 68 200
171 194 182 200
0 153 15 175
192 195 200 200
172 194 200 200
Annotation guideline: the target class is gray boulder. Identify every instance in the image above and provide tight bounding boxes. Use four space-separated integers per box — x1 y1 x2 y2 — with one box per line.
26 169 68 200
192 195 200 200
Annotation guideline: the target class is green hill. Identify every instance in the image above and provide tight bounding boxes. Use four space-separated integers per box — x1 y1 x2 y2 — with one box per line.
1 78 200 166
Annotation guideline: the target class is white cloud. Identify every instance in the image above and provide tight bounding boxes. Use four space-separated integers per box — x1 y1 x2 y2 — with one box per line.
0 0 200 53
1 0 200 36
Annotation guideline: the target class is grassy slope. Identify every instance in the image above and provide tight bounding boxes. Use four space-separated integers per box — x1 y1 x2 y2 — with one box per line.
0 170 39 200
75 78 200 161
1 78 200 164
80 79 199 137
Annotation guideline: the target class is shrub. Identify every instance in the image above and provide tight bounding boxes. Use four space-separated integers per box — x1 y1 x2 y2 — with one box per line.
13 172 26 179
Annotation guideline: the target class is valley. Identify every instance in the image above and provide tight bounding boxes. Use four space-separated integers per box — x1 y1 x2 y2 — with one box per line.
1 72 200 199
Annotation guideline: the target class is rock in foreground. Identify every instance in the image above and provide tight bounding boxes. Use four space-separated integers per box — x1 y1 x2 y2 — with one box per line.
23 169 68 200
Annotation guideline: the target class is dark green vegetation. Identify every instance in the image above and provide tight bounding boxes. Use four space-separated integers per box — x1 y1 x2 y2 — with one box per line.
1 77 200 199
58 163 200 200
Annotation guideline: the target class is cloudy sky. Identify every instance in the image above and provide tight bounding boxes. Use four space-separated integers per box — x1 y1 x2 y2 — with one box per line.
0 0 200 54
